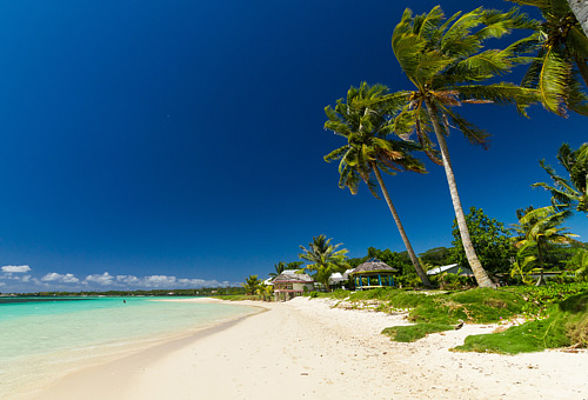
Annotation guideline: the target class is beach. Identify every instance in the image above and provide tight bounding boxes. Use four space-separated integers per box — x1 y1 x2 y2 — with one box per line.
29 297 588 400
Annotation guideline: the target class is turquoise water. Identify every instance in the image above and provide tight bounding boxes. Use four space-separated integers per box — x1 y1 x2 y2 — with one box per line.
0 297 255 398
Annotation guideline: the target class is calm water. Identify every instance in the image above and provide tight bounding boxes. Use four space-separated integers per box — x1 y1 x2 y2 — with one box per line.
0 297 254 398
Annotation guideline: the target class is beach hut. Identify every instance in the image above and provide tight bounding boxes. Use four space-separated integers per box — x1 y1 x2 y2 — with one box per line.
272 270 314 301
349 260 398 290
426 263 473 276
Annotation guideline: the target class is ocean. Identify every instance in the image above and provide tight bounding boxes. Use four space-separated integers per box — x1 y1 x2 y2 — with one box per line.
0 296 255 399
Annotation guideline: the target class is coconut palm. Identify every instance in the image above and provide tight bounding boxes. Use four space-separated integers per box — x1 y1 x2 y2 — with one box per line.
299 235 348 290
533 142 588 213
512 206 578 269
507 0 588 116
269 261 286 278
242 275 262 295
323 82 432 287
387 6 540 287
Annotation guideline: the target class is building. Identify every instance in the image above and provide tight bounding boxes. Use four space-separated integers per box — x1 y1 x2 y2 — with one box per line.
349 260 398 290
426 263 473 276
272 270 314 301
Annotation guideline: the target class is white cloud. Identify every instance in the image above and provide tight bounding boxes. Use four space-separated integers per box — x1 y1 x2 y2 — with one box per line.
116 275 140 285
2 265 31 273
143 275 177 287
41 272 79 283
84 272 114 286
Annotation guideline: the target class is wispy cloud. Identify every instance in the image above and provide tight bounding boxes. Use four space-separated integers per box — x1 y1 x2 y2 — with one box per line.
1 265 31 273
0 265 234 292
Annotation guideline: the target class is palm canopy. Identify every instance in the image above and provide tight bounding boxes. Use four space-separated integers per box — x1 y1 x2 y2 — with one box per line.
269 261 286 278
507 0 588 116
299 235 348 287
387 6 540 161
512 206 579 268
323 82 427 196
533 142 588 214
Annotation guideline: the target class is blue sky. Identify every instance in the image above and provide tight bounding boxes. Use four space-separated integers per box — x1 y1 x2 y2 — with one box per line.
0 0 586 292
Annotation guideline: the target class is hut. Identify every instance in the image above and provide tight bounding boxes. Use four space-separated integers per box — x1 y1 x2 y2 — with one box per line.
349 259 398 290
272 270 314 301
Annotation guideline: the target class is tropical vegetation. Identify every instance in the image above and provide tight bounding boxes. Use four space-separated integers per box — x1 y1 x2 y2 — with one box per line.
324 82 432 287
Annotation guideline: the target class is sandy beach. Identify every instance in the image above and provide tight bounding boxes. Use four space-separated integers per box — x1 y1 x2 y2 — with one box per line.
31 297 588 400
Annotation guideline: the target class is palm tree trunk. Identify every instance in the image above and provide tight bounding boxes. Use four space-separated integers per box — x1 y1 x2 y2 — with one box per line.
568 0 588 37
424 99 496 288
372 163 432 288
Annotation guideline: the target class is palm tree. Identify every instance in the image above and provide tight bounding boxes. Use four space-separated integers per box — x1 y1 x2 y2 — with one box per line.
507 0 588 116
242 275 262 295
269 261 286 278
533 142 588 214
388 6 540 287
299 235 348 290
512 206 578 269
324 82 432 287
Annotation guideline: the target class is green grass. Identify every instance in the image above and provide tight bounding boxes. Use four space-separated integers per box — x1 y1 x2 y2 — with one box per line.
453 292 588 354
382 323 454 342
312 284 588 350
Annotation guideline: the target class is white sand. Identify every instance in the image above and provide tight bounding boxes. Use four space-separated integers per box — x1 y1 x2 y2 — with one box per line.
32 297 588 400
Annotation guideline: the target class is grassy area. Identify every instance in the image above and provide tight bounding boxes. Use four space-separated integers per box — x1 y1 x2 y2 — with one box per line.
382 323 454 342
453 292 588 354
309 283 588 353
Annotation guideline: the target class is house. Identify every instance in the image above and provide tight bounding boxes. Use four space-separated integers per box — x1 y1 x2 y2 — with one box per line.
272 270 314 301
426 263 473 276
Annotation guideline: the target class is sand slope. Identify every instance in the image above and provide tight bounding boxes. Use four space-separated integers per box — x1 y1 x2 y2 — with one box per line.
37 297 588 400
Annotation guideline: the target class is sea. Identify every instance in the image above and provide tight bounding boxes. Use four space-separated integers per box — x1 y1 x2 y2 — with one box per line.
0 296 255 399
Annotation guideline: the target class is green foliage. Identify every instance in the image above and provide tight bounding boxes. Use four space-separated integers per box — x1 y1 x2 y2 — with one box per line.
269 262 286 278
242 275 262 295
507 0 588 116
451 207 515 274
454 291 588 353
512 206 579 281
382 323 454 342
299 235 348 288
434 272 476 290
419 246 454 266
533 143 588 214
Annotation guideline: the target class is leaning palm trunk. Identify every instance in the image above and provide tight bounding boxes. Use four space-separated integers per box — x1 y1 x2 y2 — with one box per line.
372 164 432 288
424 100 495 288
568 0 588 37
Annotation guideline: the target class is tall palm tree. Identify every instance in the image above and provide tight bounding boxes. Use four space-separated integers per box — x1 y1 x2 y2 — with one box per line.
387 6 540 287
299 235 348 290
324 82 432 287
507 0 588 116
512 206 578 269
533 142 588 214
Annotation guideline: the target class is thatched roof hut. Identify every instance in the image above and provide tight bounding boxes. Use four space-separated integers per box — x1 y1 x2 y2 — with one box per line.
349 260 398 275
349 260 398 289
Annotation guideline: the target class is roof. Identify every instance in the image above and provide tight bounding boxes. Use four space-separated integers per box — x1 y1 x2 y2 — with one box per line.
426 263 473 276
349 260 398 275
328 272 346 284
273 270 314 283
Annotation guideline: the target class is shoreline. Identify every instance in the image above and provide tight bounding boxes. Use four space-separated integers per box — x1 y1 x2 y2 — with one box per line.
12 299 262 400
26 297 588 399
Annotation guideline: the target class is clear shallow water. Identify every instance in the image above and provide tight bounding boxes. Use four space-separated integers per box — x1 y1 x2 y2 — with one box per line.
0 297 254 398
